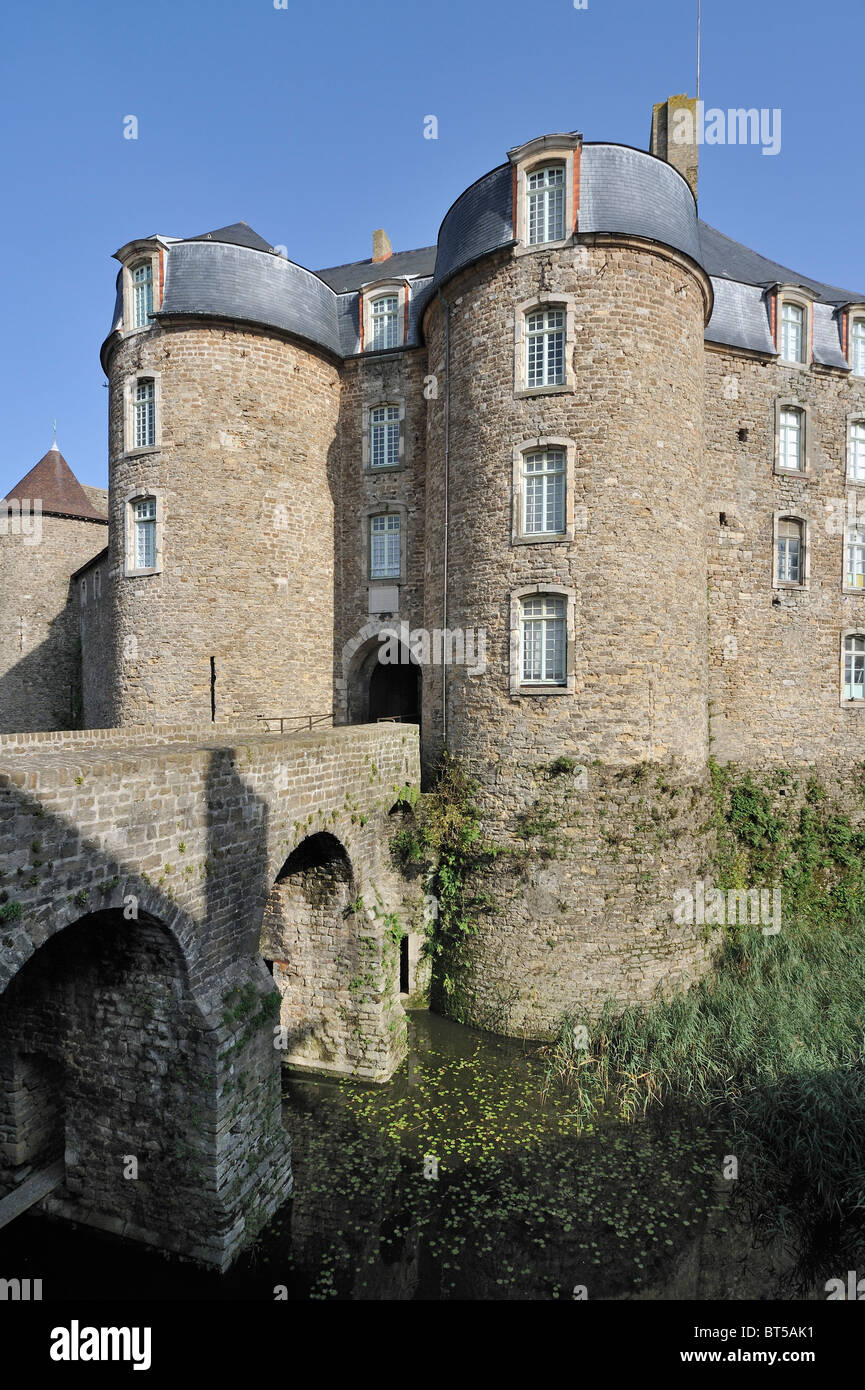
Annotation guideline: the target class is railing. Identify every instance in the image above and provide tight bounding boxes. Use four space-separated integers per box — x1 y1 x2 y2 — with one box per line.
255 713 334 735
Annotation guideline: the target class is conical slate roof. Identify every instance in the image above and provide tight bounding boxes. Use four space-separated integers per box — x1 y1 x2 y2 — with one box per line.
3 447 107 523
184 221 274 253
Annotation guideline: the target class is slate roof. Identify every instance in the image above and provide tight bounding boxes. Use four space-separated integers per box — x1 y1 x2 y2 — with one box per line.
316 247 437 293
3 448 108 523
184 222 275 253
108 144 865 368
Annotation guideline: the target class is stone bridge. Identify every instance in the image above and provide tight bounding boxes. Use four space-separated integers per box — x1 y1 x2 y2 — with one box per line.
0 720 420 1269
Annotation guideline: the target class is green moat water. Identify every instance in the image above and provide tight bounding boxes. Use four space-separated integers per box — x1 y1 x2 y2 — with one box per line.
1 1010 787 1301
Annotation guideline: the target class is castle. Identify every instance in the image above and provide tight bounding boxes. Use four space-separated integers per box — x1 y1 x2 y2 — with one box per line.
4 95 865 1036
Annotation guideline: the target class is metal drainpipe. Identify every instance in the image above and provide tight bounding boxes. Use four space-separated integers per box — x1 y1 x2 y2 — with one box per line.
437 288 451 749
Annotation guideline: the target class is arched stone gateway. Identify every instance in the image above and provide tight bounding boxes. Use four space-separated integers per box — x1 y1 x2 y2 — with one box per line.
261 832 408 1081
340 624 422 729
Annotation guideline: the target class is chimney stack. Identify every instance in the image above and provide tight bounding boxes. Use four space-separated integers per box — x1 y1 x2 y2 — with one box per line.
650 95 699 201
372 228 393 263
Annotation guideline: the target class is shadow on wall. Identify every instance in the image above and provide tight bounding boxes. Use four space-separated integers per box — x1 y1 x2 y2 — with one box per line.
0 604 83 734
0 742 290 1270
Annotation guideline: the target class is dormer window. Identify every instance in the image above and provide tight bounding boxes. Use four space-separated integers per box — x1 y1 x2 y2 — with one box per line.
370 294 399 351
132 261 153 329
527 164 566 245
851 317 865 376
779 301 805 363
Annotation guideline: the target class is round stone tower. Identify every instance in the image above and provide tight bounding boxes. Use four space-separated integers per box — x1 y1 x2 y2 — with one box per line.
99 228 342 728
422 143 716 1035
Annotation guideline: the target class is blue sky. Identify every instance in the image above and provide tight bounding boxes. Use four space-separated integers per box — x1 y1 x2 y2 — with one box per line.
1 0 862 495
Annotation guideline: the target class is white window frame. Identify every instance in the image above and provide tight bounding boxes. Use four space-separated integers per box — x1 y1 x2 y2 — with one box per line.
526 163 567 246
847 309 865 376
509 135 579 256
123 373 162 455
514 293 576 397
774 399 809 475
772 513 809 590
841 630 865 705
360 280 408 353
512 437 576 543
509 583 576 696
123 487 164 578
367 508 405 582
120 243 161 334
844 524 865 593
362 400 405 472
775 288 813 368
847 417 865 484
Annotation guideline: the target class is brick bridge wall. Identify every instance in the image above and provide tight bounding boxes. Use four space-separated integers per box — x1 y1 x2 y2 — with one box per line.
0 722 420 1268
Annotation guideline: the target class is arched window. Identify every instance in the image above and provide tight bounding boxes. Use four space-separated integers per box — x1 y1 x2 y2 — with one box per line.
848 420 865 483
779 300 805 363
370 405 400 469
131 261 153 329
133 379 155 449
843 633 865 701
520 594 566 685
526 164 565 245
526 306 565 388
851 317 865 376
776 517 803 585
778 405 804 471
370 294 399 351
522 447 565 535
846 527 865 590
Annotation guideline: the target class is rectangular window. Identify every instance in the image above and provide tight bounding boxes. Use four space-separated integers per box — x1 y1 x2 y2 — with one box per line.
852 319 865 376
778 407 802 471
780 301 805 363
133 379 155 449
849 422 865 482
370 295 399 351
370 405 400 469
526 308 565 388
527 165 565 245
132 262 153 329
133 497 157 569
523 449 565 534
776 518 802 584
521 595 566 684
370 513 400 579
844 634 865 700
846 530 865 589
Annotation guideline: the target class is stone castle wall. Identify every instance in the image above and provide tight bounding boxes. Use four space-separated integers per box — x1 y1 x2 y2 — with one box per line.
704 345 865 765
103 321 342 727
0 515 107 735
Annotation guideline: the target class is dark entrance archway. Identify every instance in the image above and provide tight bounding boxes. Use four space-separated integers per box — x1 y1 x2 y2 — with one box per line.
347 636 421 727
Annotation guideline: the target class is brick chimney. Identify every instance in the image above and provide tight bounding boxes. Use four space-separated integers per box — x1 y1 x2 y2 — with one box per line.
650 95 699 200
372 229 393 263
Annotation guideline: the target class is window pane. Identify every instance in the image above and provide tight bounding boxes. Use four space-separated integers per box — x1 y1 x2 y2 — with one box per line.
370 405 400 468
523 449 565 533
847 530 865 588
520 595 566 683
845 635 865 699
370 514 400 578
371 296 399 350
781 302 805 362
132 262 153 329
852 320 865 375
849 422 865 481
779 408 802 470
133 380 155 448
527 165 566 245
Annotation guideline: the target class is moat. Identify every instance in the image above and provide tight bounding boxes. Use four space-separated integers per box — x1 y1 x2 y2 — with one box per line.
0 1009 802 1301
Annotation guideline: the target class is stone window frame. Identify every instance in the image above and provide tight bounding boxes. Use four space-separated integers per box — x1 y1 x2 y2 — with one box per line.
772 511 810 591
846 412 865 485
364 500 408 586
359 278 410 353
514 292 576 399
362 398 407 473
840 628 865 707
511 436 576 545
509 582 577 697
844 304 865 376
120 244 162 336
773 285 815 369
508 134 580 257
123 371 162 457
773 396 811 476
123 485 164 579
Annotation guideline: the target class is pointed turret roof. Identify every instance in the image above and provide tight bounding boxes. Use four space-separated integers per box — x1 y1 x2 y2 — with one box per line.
3 447 107 523
184 221 274 253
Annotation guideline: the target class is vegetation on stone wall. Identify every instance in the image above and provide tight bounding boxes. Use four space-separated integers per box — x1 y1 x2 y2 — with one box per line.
543 759 865 1288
